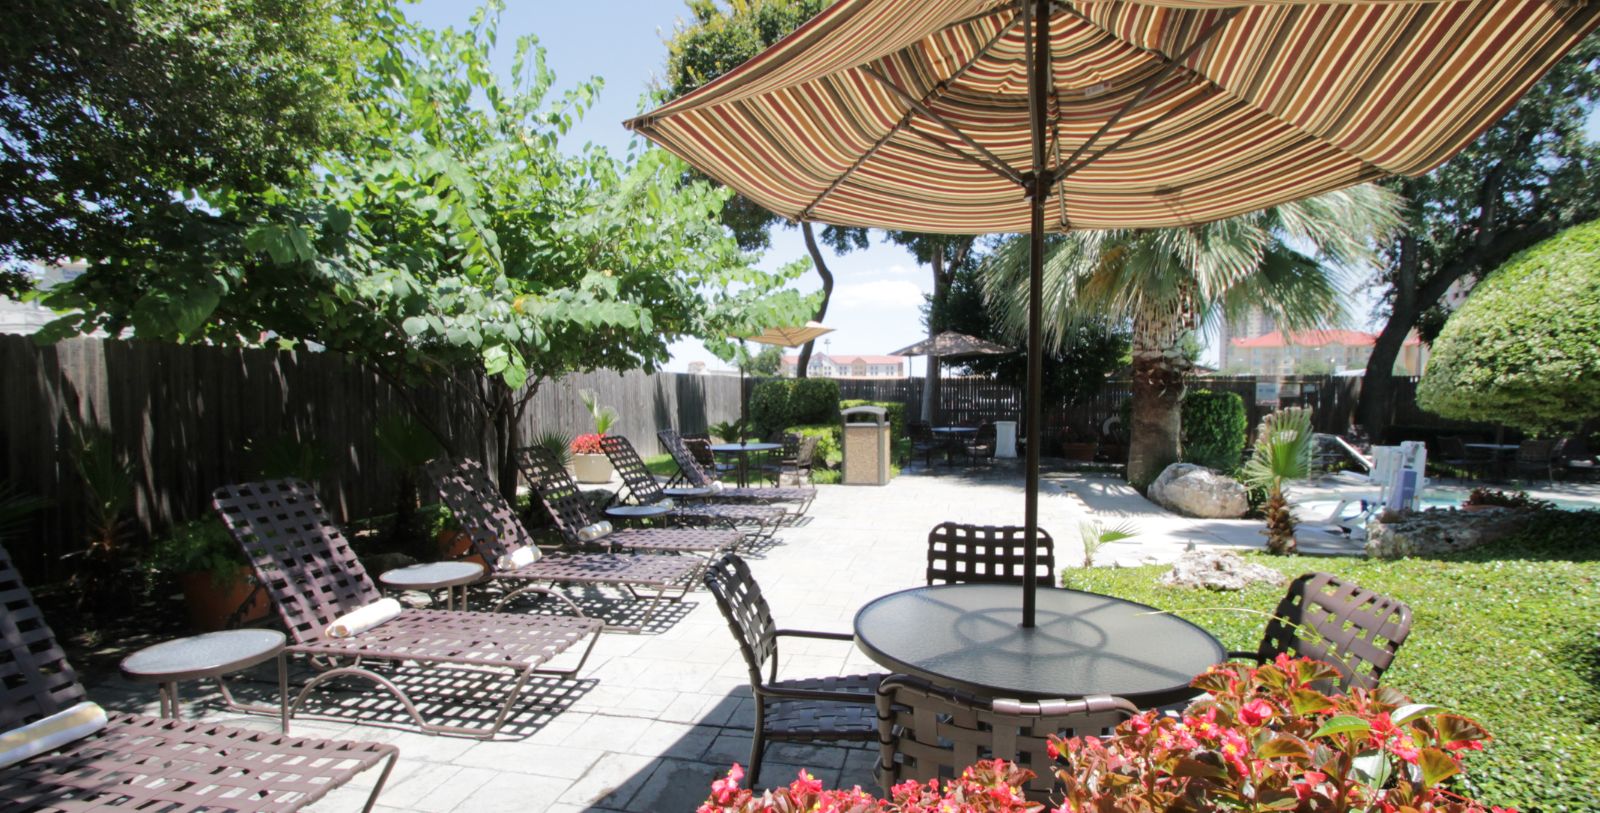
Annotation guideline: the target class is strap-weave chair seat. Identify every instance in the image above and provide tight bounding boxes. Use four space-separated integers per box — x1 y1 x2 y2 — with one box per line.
608 434 786 529
764 674 884 737
298 608 600 666
710 485 816 503
666 501 784 524
499 551 697 589
0 713 396 813
1250 572 1413 691
605 527 736 553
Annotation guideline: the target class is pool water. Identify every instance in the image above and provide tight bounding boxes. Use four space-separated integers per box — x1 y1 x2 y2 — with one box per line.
1297 493 1597 526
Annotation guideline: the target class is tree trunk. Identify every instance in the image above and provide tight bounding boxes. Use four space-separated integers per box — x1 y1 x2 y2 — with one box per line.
1359 233 1418 441
1126 300 1192 490
796 222 834 379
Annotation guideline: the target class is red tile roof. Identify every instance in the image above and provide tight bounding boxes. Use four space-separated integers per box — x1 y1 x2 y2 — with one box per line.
782 353 905 365
1231 330 1421 348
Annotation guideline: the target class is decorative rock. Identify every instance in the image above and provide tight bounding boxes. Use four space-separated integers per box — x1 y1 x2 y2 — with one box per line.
1364 507 1529 559
1160 550 1286 591
1148 463 1249 518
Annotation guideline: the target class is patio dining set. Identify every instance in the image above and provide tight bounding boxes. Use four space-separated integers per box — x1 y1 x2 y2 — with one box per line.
0 423 1418 811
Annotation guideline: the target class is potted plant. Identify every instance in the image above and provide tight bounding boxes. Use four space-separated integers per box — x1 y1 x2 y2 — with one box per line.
148 518 270 632
569 389 619 483
1462 487 1552 512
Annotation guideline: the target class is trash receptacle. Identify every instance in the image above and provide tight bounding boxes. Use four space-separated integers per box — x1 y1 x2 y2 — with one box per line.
994 420 1018 459
841 406 891 485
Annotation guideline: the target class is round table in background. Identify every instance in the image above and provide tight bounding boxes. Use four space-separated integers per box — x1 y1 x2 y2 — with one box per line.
708 442 783 487
379 561 484 610
605 503 673 524
853 584 1224 707
121 629 288 730
663 486 713 499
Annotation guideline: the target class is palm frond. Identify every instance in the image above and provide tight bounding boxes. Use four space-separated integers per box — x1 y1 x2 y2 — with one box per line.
1241 407 1315 492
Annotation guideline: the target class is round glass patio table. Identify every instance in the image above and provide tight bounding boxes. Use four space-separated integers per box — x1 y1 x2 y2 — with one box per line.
853 584 1224 707
606 503 673 522
121 629 288 730
709 442 782 487
379 561 484 611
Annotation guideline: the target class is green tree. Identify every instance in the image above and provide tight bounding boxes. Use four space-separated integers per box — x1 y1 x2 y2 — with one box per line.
1417 219 1600 432
0 0 374 266
984 186 1400 489
1358 34 1600 438
1241 406 1314 555
43 4 813 495
746 344 784 376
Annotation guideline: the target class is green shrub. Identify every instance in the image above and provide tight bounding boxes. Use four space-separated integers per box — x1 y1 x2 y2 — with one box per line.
1181 389 1247 470
1418 218 1600 431
786 423 840 466
841 399 906 438
748 380 793 437
1060 509 1600 812
789 378 841 425
146 517 243 584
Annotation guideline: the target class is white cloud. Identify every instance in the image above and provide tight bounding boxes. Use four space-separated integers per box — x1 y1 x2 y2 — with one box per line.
832 279 925 310
880 263 914 276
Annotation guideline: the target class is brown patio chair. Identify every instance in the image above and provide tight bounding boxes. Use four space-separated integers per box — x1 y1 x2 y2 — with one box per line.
213 479 602 737
514 446 738 574
1238 572 1413 691
601 435 786 541
908 421 939 467
949 422 997 466
1514 438 1560 483
428 458 702 632
1437 436 1488 480
875 674 1137 802
658 429 816 513
703 554 883 785
0 540 400 813
926 522 1056 587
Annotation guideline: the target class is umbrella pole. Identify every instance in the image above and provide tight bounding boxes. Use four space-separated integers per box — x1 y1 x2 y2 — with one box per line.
1021 0 1051 630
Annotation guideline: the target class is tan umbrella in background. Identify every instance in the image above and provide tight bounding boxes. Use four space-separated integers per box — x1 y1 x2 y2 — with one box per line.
735 321 836 437
629 0 1599 626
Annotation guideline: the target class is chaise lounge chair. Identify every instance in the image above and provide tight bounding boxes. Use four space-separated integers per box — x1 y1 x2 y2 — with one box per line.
0 541 398 811
658 429 815 515
515 446 739 578
213 479 602 738
428 458 701 633
600 435 785 542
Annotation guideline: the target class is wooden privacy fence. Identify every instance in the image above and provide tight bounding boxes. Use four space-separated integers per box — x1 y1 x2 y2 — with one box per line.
0 335 742 582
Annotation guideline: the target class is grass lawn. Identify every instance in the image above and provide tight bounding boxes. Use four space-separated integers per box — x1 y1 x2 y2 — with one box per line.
643 453 679 478
1061 509 1599 813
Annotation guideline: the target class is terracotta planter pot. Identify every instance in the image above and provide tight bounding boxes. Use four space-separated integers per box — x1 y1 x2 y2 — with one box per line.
436 529 490 569
176 567 270 632
572 453 614 484
1061 442 1098 462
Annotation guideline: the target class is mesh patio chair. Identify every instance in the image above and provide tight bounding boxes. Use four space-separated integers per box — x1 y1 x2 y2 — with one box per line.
926 522 1056 587
703 554 883 785
1514 438 1560 483
1239 572 1413 691
428 458 702 632
908 422 939 468
658 429 816 514
0 540 400 813
875 674 1138 803
601 435 785 542
684 433 739 480
514 446 739 575
1436 436 1488 480
950 422 997 466
213 479 602 737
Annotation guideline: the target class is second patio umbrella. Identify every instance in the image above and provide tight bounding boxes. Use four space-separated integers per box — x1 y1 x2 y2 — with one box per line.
628 0 1598 626
891 330 1013 426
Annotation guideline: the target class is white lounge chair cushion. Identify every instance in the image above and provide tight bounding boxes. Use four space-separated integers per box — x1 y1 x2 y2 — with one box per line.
497 545 539 571
0 701 108 770
325 598 403 639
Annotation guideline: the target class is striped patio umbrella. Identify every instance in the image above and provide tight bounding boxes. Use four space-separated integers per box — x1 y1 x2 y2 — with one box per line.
627 0 1599 626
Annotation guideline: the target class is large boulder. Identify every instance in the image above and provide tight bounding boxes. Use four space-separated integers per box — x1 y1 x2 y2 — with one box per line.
1148 463 1248 518
1160 550 1286 591
1365 507 1529 559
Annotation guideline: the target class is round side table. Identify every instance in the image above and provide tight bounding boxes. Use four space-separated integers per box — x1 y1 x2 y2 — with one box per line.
121 629 288 731
379 561 485 610
662 486 712 499
605 504 673 527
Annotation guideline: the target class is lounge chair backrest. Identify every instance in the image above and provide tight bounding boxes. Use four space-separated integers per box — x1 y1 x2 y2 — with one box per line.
1256 572 1413 691
213 479 382 645
0 542 87 728
926 522 1055 586
683 434 717 468
657 430 714 488
875 674 1137 802
1517 438 1556 464
513 446 602 546
794 434 820 471
703 554 779 685
427 458 537 565
599 435 666 503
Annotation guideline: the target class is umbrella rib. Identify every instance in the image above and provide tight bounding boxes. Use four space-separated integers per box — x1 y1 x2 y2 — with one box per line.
801 13 1026 220
862 64 1026 186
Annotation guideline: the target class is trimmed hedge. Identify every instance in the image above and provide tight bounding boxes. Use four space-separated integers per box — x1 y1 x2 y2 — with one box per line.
1181 389 1247 470
786 423 840 467
1060 509 1600 812
840 398 905 438
1418 218 1600 431
749 378 842 436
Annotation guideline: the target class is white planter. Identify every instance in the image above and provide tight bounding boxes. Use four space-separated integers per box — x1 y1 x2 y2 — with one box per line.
572 453 614 484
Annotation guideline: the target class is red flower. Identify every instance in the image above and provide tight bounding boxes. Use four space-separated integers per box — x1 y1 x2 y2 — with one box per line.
1293 771 1328 802
1445 739 1486 752
710 763 744 804
571 433 607 454
1238 698 1274 727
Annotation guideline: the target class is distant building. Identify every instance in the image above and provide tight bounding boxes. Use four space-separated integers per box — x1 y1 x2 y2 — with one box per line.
780 353 905 379
0 261 86 335
1224 329 1428 376
686 361 706 374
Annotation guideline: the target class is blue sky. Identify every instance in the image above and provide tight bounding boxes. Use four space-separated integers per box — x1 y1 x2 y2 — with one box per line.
409 1 1600 374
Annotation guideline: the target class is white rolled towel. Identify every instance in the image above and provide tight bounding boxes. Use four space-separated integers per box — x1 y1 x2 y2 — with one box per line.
658 498 675 509
0 701 108 770
709 481 725 493
324 598 403 639
497 545 538 571
577 521 613 542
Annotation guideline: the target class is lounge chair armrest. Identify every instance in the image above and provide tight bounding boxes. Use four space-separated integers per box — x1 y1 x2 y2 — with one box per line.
758 684 877 704
490 585 591 619
774 628 855 642
1225 650 1262 662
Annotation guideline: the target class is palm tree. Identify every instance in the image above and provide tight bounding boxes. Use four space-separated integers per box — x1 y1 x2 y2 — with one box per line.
984 185 1400 488
1241 406 1315 554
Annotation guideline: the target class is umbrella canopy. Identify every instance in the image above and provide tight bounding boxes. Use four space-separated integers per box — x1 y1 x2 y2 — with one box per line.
744 321 835 348
628 0 1598 627
892 330 1012 358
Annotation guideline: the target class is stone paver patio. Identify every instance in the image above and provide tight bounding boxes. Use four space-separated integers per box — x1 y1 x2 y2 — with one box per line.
79 461 1599 812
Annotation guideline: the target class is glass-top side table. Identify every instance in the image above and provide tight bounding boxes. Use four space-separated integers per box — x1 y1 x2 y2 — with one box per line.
120 628 288 731
379 560 485 610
